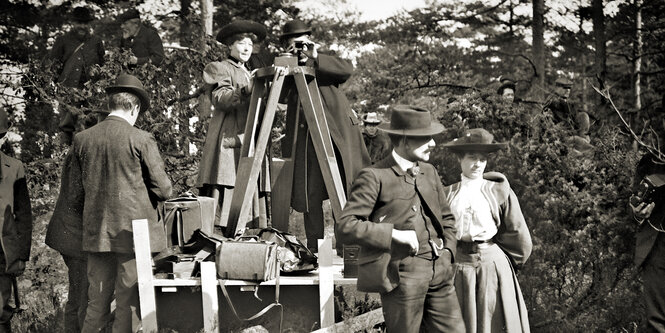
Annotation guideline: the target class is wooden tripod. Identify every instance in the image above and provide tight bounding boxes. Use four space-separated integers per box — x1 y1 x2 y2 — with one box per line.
222 54 346 238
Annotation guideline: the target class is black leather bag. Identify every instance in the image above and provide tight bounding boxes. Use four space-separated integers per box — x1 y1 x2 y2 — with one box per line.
162 193 216 247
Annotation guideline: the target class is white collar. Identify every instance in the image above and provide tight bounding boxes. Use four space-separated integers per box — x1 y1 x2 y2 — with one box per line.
460 173 484 188
392 150 415 173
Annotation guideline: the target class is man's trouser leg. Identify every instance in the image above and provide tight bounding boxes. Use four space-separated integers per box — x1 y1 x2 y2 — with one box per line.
0 274 13 333
63 254 88 333
111 253 140 333
381 256 464 333
644 235 665 333
82 252 115 333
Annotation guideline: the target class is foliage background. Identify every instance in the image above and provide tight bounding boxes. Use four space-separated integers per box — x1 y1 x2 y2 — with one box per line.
1 0 664 332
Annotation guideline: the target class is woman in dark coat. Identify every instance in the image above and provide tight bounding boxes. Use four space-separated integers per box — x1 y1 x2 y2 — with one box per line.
442 128 532 333
280 19 370 250
197 20 267 226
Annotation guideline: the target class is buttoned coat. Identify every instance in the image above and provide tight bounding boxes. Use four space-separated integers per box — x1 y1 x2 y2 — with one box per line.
197 58 252 187
442 172 532 267
50 31 105 88
0 152 32 273
337 155 457 293
121 24 165 66
284 54 370 211
71 117 172 253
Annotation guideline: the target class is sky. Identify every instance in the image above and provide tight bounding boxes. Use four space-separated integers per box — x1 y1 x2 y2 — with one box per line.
293 0 428 22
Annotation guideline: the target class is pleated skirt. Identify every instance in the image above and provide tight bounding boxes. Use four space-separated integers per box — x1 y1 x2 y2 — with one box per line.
454 242 530 333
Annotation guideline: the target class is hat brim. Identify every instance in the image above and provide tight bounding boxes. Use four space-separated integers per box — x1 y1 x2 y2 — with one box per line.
217 21 267 44
443 142 508 152
377 121 445 136
105 86 150 112
279 29 312 40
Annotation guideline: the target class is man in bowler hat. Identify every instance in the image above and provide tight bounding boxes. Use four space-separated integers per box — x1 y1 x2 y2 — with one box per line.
543 77 593 155
117 9 165 67
49 6 105 145
69 74 172 332
280 19 370 251
0 107 33 333
337 105 464 332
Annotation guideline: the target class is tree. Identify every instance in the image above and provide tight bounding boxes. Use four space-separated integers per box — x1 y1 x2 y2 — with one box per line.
532 0 545 100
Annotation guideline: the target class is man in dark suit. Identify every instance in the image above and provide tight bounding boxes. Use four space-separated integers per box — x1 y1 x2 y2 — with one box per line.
631 153 665 332
0 107 33 333
337 105 464 333
70 74 172 333
280 19 370 251
118 9 165 67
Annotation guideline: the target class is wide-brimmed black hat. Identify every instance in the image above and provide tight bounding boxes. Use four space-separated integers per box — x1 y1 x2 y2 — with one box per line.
72 6 95 23
216 20 267 45
443 128 508 153
105 74 150 112
279 19 312 41
497 77 516 95
378 105 444 136
117 8 140 23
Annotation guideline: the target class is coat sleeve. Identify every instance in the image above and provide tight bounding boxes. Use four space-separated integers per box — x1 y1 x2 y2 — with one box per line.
337 169 394 251
495 188 532 267
50 36 65 63
314 54 353 85
136 28 164 66
207 63 247 112
140 134 172 201
13 163 32 261
435 168 458 262
95 38 105 66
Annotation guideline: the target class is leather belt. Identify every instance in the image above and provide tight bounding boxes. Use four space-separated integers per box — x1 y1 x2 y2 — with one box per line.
458 239 494 251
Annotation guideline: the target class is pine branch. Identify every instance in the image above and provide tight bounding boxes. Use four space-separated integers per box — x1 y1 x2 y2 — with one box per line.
590 79 665 163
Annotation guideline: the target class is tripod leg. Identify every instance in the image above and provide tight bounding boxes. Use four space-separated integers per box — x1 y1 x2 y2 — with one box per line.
292 71 346 220
224 69 287 237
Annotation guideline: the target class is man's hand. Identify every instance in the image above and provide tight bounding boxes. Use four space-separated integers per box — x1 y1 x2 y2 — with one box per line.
630 199 655 222
392 229 419 256
128 56 138 65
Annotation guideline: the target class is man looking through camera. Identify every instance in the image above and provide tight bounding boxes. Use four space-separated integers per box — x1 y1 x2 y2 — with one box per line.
630 152 665 332
279 19 370 252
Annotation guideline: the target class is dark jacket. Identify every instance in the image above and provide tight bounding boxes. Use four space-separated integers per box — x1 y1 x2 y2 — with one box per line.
121 24 165 66
45 151 84 257
363 130 391 164
543 97 590 137
71 116 172 253
50 30 105 88
0 152 32 273
442 172 532 267
337 155 457 293
633 153 665 267
284 53 370 211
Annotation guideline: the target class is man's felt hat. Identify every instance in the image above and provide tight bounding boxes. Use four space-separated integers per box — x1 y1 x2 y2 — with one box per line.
105 74 150 112
72 6 95 23
362 112 382 124
216 20 267 45
443 128 507 153
555 77 573 89
497 77 516 95
378 105 444 136
0 107 10 134
280 19 312 40
117 8 141 23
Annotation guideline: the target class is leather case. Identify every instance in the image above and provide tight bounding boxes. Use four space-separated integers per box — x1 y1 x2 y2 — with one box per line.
216 240 278 281
163 194 216 247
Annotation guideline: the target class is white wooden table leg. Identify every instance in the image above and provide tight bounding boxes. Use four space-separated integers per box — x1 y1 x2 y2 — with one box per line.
318 238 334 329
201 262 219 332
132 219 158 333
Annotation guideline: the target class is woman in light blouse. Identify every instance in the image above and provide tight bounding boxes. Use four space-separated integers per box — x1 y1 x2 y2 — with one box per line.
443 128 532 333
